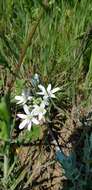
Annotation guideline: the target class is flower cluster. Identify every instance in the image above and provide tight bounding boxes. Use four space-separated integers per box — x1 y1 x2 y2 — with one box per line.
15 75 60 131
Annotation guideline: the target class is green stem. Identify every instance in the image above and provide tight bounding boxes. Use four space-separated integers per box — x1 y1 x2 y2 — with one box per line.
4 147 9 188
4 154 8 180
4 149 9 182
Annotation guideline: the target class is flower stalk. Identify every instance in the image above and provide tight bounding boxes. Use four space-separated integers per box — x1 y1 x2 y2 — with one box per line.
4 151 9 181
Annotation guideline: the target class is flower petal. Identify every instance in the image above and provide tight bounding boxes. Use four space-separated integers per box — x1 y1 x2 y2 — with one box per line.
47 84 51 92
38 85 46 93
28 96 32 100
16 101 23 105
51 87 60 93
39 113 43 120
32 118 39 125
19 119 27 129
40 102 45 109
37 92 45 95
51 94 56 98
17 114 27 119
23 104 30 115
27 121 32 131
15 96 22 100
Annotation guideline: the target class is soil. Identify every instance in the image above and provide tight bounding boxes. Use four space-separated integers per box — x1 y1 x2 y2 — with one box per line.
16 103 86 190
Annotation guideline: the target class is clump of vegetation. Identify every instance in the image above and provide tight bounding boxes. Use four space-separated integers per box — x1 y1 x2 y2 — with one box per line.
0 0 92 189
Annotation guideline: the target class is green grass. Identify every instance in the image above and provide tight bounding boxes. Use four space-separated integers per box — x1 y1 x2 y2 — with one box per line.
0 0 92 189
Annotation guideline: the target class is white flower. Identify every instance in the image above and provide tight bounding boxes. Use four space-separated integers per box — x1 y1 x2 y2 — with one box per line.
17 105 39 131
32 102 46 121
15 90 32 105
37 84 60 100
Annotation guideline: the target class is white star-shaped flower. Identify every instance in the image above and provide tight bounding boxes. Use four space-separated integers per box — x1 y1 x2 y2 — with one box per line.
17 105 39 131
32 102 46 121
15 90 32 105
37 84 60 100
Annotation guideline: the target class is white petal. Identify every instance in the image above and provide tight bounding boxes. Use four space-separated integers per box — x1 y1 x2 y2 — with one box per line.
33 104 39 109
32 118 39 125
51 94 56 98
27 121 32 131
39 113 43 120
23 104 30 115
17 114 27 119
40 102 45 109
37 92 45 95
15 96 22 100
19 119 27 129
28 96 32 100
15 95 26 105
16 101 23 105
51 87 60 93
38 85 46 93
17 100 26 105
47 84 51 92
